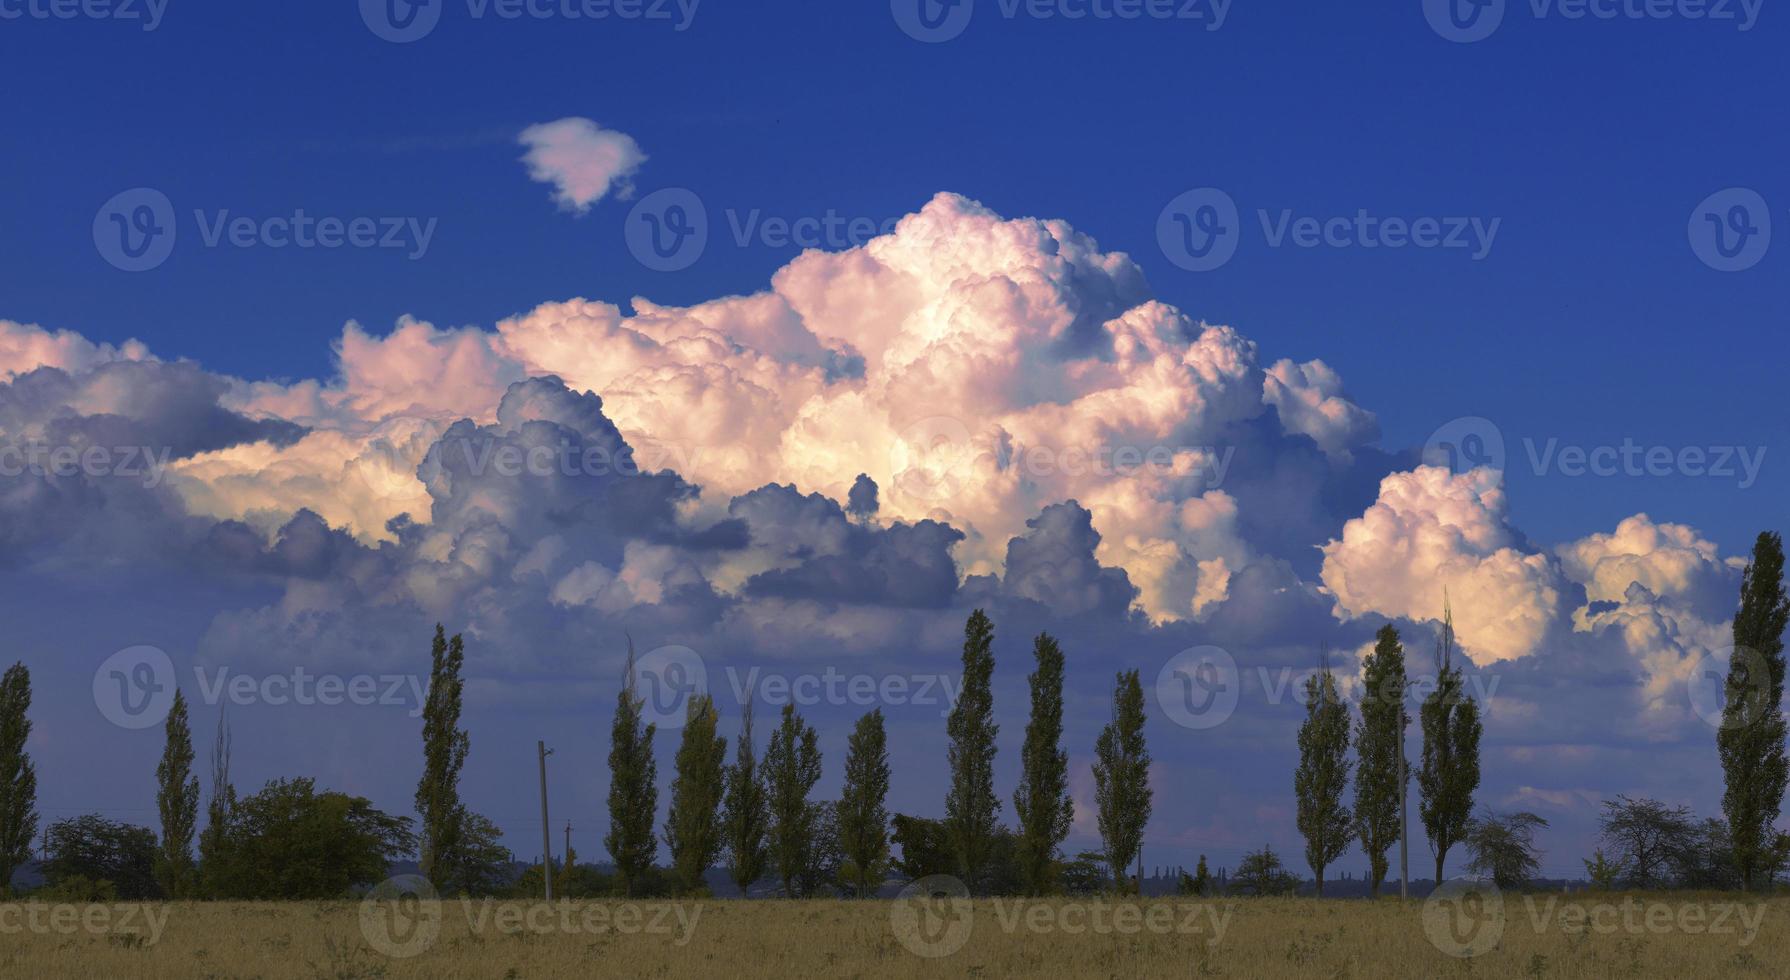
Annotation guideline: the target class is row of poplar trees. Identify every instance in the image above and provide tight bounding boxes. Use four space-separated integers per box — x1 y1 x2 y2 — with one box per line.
1293 603 1483 897
603 610 1153 897
1294 530 1790 896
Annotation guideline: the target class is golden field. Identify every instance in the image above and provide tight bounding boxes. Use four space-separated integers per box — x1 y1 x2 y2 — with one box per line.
0 892 1782 978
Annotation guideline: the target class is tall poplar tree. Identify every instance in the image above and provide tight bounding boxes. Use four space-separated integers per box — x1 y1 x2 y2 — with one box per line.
197 710 235 898
1420 602 1481 886
1093 669 1152 894
155 687 200 897
721 702 770 896
664 694 727 894
1295 657 1352 896
1014 632 1073 895
416 625 470 892
945 609 1000 891
1721 531 1790 890
606 636 659 897
1354 624 1407 897
837 709 892 897
764 703 822 897
0 663 35 898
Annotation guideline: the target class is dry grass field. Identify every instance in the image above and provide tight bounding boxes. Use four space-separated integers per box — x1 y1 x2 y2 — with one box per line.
0 892 1782 978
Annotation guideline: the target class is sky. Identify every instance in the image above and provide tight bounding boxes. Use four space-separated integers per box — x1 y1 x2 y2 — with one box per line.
0 0 1786 882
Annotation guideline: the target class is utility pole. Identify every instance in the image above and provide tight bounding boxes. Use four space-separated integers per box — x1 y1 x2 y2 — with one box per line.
1398 699 1408 902
539 740 554 901
563 820 573 889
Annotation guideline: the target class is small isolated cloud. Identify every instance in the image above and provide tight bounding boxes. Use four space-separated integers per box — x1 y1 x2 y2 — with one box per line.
518 117 646 215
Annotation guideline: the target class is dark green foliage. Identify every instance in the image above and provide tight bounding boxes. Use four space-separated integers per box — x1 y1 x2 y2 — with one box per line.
1419 605 1481 885
1354 625 1407 897
416 626 472 893
945 609 1000 891
764 703 821 897
450 811 515 897
721 702 770 895
606 636 659 897
1462 810 1548 889
1060 850 1109 894
44 815 159 899
664 695 728 894
1720 531 1790 890
891 813 953 881
797 800 844 897
1596 795 1695 889
1230 844 1299 896
1014 633 1073 895
1190 855 1213 897
203 778 415 899
1294 664 1352 896
0 663 35 898
838 710 891 896
154 688 200 898
1093 669 1152 893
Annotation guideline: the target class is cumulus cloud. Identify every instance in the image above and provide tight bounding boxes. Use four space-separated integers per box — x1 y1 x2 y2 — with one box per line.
0 193 1760 873
1320 465 1563 664
518 117 647 214
0 319 151 380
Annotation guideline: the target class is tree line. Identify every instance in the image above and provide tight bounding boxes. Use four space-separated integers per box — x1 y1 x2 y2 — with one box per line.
0 533 1781 901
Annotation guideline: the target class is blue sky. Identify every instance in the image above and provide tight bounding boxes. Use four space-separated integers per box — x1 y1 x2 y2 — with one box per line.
1 1 1786 878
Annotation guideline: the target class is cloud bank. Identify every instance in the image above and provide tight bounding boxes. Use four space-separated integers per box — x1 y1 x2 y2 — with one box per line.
0 193 1757 873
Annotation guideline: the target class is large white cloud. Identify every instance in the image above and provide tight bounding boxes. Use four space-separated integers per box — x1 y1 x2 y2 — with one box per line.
1320 465 1563 664
152 193 1381 622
